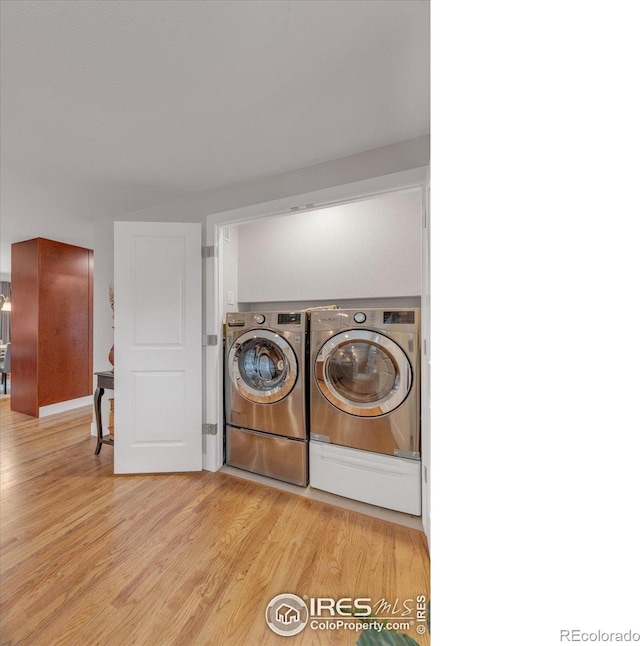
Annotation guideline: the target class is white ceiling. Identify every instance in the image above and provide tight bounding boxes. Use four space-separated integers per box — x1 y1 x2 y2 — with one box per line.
0 0 429 276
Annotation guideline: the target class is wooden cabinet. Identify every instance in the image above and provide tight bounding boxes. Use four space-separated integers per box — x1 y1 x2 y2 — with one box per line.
11 238 93 417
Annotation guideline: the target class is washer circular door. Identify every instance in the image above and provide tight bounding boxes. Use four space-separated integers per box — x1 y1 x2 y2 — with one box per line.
229 330 298 404
315 330 412 417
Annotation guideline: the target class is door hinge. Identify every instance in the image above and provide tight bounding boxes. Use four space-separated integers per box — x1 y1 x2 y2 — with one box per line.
202 245 218 258
202 334 218 346
203 423 218 436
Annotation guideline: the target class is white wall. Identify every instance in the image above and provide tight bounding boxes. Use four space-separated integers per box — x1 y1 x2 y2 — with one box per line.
236 189 422 304
116 135 428 224
93 220 115 375
92 138 428 378
221 225 239 317
91 220 114 435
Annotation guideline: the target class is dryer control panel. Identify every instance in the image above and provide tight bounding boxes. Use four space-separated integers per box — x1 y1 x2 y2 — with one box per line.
310 308 419 332
224 311 307 332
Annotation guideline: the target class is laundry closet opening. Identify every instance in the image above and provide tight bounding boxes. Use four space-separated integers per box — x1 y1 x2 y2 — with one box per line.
214 185 427 523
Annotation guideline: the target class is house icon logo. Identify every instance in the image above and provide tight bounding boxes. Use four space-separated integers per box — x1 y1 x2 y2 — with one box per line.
265 593 309 636
276 603 300 625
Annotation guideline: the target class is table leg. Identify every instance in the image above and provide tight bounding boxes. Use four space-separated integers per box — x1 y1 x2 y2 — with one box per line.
94 386 105 455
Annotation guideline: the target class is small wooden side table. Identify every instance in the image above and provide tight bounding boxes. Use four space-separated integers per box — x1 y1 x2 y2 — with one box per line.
94 370 114 455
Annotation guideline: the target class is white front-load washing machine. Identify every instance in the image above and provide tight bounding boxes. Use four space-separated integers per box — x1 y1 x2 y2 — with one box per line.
309 308 421 513
224 311 308 486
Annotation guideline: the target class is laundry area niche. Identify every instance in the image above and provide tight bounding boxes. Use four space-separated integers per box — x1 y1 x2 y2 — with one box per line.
221 187 423 314
219 186 426 518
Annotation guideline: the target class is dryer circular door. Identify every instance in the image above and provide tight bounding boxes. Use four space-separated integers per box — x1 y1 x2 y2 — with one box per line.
229 330 298 404
315 330 412 417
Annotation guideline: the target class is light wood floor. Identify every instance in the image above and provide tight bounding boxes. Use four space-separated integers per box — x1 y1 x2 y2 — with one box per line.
0 396 430 645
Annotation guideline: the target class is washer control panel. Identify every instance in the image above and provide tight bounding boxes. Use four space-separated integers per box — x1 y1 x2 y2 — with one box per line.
353 312 367 324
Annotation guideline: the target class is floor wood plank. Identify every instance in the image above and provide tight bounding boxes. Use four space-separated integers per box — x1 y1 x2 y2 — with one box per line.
0 396 430 645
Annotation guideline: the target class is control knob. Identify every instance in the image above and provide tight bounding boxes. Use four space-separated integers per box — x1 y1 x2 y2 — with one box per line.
353 312 367 324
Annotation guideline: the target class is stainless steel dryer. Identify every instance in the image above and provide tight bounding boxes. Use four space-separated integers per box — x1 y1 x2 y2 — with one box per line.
310 308 420 458
224 311 308 486
309 308 421 514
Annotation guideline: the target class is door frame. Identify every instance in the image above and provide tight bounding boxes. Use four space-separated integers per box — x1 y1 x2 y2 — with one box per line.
205 165 430 538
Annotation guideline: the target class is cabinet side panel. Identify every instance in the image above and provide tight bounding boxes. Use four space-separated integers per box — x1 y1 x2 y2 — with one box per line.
38 240 94 407
87 250 94 394
10 239 40 417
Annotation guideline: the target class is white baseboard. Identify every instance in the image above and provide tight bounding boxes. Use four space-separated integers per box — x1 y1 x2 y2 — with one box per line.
39 396 93 418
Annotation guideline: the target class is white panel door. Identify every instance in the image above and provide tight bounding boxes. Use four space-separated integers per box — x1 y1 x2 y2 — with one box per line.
114 222 202 473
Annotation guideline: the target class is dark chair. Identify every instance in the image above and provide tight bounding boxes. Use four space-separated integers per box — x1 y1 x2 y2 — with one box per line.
1 342 11 394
